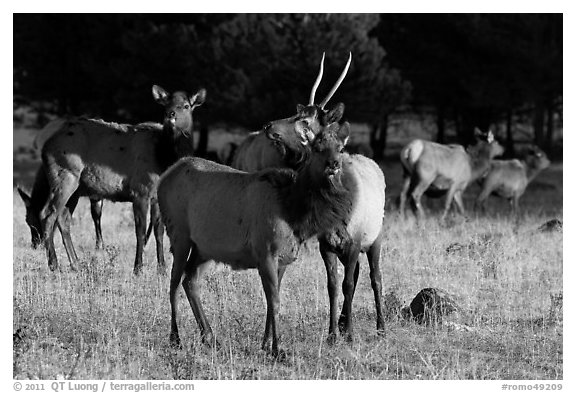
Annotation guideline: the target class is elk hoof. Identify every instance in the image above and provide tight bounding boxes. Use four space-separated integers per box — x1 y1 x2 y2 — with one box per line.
133 265 143 275
327 333 338 346
48 262 58 272
169 333 182 349
202 333 220 350
271 348 288 362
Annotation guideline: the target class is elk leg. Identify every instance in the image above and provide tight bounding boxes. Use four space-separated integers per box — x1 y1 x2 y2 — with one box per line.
453 190 467 218
90 198 104 249
338 244 361 340
58 192 80 271
149 200 166 274
367 230 385 335
277 265 287 291
41 172 79 272
132 198 149 275
319 240 340 341
399 175 411 219
182 247 215 346
512 196 520 217
475 185 492 215
410 175 434 221
441 185 458 221
259 257 281 356
169 238 191 348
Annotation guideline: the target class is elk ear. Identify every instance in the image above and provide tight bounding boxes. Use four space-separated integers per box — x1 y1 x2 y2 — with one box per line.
337 122 351 146
325 103 345 124
295 122 312 145
486 130 494 143
17 187 31 208
473 127 485 140
191 88 207 107
152 85 170 105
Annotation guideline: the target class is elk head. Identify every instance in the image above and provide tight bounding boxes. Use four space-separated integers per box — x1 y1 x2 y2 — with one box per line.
525 146 551 171
472 128 505 159
17 187 42 249
307 122 350 182
152 85 206 137
264 53 351 151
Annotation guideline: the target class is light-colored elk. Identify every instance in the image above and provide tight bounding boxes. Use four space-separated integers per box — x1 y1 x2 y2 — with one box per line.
231 53 350 172
40 85 205 274
158 121 353 356
475 146 550 214
399 129 504 220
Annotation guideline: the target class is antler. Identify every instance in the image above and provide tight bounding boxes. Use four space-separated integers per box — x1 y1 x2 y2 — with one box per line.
309 52 325 105
319 52 352 109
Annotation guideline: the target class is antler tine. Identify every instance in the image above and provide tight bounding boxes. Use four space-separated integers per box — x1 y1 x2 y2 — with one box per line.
309 52 325 105
319 52 352 109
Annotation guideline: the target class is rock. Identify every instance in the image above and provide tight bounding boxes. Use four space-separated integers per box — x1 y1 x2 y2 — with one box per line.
407 288 460 325
538 219 562 233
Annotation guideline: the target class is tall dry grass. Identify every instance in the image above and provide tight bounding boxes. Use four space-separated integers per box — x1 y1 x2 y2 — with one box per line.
13 162 562 380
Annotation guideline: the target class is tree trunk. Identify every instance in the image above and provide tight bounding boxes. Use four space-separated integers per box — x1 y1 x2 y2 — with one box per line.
370 115 389 161
196 122 209 157
505 109 515 158
436 106 445 144
545 102 555 153
533 99 545 147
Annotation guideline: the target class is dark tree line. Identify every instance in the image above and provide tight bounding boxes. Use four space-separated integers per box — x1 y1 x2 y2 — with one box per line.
13 13 562 159
376 14 562 153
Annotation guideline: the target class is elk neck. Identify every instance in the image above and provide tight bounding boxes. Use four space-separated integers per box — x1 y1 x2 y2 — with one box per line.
156 123 195 169
522 158 545 183
467 143 495 182
30 167 51 217
262 154 356 242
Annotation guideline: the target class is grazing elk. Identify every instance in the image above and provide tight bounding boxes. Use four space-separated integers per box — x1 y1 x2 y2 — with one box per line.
399 129 504 220
231 53 350 172
158 122 353 357
17 166 104 250
40 85 206 274
475 146 550 215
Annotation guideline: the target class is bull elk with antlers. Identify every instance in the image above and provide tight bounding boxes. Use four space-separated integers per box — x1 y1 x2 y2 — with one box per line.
231 53 350 172
39 85 205 274
257 53 387 341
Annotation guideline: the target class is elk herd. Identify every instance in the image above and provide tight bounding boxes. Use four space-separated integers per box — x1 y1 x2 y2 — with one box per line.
16 53 551 356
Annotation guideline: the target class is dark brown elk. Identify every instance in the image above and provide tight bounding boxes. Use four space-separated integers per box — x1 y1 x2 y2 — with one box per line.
265 111 386 342
231 53 350 171
158 122 353 357
399 129 504 220
17 167 104 250
475 146 550 214
40 85 205 274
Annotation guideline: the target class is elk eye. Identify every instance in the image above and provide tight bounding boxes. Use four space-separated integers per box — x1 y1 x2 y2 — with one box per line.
184 104 190 110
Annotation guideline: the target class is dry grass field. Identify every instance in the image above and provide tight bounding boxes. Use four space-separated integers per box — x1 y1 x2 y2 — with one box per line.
12 127 563 380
